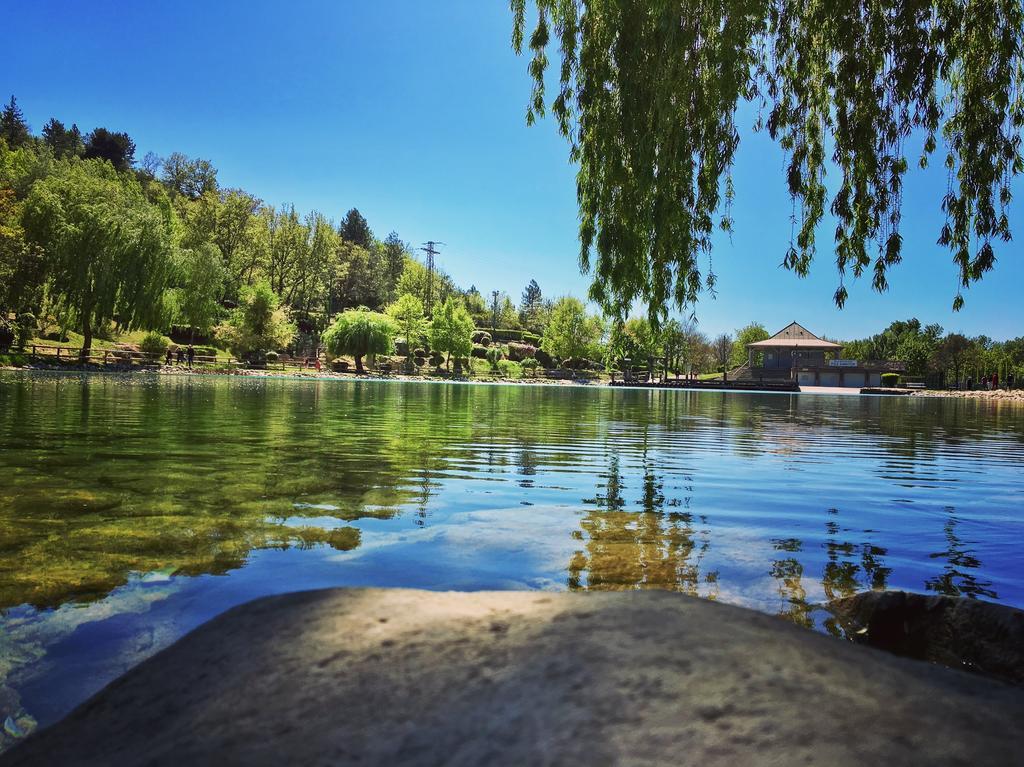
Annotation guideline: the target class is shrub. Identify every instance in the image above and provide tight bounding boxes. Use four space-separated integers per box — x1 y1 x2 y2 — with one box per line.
16 313 35 350
506 341 537 361
881 372 900 387
265 351 280 363
413 348 427 357
521 357 539 375
139 331 171 358
561 356 592 370
471 344 488 359
472 330 492 346
497 359 523 378
429 351 444 367
331 358 350 372
485 346 504 370
535 348 555 368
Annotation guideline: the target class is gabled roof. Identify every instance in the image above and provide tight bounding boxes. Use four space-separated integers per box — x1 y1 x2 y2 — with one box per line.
747 322 843 349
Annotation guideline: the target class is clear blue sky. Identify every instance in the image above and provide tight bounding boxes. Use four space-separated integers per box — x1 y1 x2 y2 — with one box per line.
4 0 1022 340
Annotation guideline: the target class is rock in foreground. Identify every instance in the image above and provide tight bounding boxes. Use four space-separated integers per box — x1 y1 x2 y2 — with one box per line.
5 589 1024 766
830 590 1024 686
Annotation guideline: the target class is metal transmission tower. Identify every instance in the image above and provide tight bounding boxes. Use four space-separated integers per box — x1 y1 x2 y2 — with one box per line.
419 241 444 315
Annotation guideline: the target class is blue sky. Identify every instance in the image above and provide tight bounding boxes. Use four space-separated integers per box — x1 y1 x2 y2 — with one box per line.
4 0 1022 340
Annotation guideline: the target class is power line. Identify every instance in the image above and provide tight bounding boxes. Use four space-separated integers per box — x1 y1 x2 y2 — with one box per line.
419 241 444 315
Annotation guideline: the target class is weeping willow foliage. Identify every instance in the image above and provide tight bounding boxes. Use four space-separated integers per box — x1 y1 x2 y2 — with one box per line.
511 0 1024 319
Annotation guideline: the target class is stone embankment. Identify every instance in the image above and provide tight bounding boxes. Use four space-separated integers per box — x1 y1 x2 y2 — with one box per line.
3 589 1022 766
913 388 1024 402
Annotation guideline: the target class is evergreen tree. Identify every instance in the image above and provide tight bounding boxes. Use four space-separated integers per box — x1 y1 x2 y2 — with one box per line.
0 96 30 147
520 279 542 312
84 128 136 171
339 207 372 248
381 231 407 300
41 118 84 158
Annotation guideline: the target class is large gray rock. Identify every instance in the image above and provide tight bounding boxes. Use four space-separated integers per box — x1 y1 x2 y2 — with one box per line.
4 589 1023 766
830 590 1024 686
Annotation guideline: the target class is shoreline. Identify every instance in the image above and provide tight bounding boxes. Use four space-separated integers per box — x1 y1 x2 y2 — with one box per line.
3 363 1024 401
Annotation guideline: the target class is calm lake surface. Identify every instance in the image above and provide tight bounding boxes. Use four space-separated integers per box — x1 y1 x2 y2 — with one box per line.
1 371 1023 737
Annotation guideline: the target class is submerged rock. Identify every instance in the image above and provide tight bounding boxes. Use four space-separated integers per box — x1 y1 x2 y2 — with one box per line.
3 589 1023 766
830 590 1024 686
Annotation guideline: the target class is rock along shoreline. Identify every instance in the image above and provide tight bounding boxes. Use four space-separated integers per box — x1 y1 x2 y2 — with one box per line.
3 588 1022 767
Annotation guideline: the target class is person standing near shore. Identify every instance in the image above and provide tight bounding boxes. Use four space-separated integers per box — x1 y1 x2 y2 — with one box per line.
176 346 184 365
315 357 322 373
186 344 195 369
165 348 172 366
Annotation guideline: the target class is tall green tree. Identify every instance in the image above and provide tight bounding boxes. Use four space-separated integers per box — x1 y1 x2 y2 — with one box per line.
512 1 1024 317
322 309 396 373
519 278 543 328
0 96 30 147
216 280 296 361
387 293 427 369
161 152 218 199
22 159 175 356
381 231 408 301
0 189 46 314
429 296 474 371
41 118 84 158
169 242 225 337
84 128 136 172
731 322 770 367
339 207 372 248
541 296 604 361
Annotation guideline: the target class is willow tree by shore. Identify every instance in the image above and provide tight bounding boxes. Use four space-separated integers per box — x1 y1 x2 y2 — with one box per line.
512 1 1024 320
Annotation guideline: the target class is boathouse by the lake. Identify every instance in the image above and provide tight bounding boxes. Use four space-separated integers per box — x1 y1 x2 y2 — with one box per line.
742 322 902 387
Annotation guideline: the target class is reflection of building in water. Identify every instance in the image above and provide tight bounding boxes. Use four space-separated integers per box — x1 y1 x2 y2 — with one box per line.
926 509 996 599
569 456 717 595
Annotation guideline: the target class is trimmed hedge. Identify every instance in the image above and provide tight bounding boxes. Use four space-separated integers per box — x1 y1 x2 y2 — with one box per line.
881 372 900 387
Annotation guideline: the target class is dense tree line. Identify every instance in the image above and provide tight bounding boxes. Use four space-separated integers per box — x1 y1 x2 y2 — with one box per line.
0 96 613 367
4 95 1020 383
842 319 1024 385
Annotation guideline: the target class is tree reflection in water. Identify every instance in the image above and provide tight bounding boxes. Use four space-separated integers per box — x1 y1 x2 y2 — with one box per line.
926 508 997 600
570 454 717 596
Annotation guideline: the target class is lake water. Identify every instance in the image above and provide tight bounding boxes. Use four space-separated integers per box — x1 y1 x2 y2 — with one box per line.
1 372 1022 740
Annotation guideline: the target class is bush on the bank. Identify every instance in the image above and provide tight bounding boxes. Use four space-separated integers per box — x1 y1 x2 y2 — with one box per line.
331 358 349 372
881 372 900 387
265 351 280 363
521 357 539 375
472 330 492 346
485 346 504 370
497 359 523 378
535 348 555 368
471 344 488 359
139 331 171 358
506 342 537 361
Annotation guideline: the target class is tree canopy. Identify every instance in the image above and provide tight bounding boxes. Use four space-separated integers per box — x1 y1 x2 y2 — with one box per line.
217 280 297 360
323 309 396 373
22 159 175 354
512 1 1024 320
541 296 604 361
429 297 474 369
